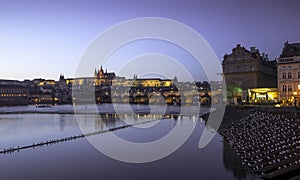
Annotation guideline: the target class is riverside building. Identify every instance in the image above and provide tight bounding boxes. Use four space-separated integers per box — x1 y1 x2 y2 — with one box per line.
222 44 277 104
277 41 300 106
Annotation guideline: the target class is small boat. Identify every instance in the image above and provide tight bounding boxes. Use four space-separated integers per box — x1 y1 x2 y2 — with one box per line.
36 104 52 108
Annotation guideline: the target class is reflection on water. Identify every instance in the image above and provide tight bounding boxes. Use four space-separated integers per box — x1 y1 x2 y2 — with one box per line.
0 112 194 151
223 140 258 180
0 114 80 149
0 106 258 180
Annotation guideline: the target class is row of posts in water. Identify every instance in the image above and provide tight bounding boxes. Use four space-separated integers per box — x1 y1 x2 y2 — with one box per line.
0 117 165 155
0 124 135 154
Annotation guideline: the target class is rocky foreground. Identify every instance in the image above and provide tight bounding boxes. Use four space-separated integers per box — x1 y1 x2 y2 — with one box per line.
218 107 300 179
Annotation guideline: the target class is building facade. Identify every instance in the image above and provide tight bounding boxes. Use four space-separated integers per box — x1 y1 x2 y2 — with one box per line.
222 44 277 104
132 78 173 88
0 80 28 106
94 66 116 86
277 41 300 105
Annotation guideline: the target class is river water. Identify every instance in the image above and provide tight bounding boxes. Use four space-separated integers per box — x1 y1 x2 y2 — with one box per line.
0 105 258 180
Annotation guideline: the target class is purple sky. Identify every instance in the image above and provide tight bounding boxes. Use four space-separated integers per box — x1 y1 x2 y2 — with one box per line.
0 0 300 81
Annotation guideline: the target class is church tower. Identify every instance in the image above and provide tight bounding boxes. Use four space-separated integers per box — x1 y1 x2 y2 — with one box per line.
94 68 98 78
99 66 104 79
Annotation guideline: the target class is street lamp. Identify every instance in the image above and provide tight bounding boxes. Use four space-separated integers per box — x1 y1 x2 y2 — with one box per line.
293 91 297 109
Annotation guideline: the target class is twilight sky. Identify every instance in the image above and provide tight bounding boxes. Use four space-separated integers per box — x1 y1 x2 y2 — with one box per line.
0 0 300 81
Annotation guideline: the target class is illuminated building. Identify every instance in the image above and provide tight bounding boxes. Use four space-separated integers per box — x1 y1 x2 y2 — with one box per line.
0 66 205 106
222 44 277 104
277 41 300 105
0 80 28 106
127 77 179 105
94 66 116 86
247 88 278 104
132 78 173 88
65 66 116 87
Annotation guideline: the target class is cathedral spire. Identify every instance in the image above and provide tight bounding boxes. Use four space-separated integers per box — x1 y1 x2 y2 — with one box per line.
94 68 97 77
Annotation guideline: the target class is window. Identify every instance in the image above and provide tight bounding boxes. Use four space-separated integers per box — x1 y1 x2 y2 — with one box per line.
298 84 300 90
298 72 300 78
245 65 249 71
288 85 292 92
282 73 286 79
283 85 287 92
288 72 292 79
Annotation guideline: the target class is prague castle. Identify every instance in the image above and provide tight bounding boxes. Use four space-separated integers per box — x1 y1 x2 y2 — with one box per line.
94 66 116 86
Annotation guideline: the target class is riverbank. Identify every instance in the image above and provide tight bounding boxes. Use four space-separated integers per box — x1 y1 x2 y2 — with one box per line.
217 106 300 179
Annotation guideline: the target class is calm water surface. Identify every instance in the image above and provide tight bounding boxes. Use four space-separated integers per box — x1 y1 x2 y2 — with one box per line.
0 105 258 180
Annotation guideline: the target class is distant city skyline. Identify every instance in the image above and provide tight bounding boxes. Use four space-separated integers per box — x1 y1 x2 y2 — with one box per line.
1 0 300 81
